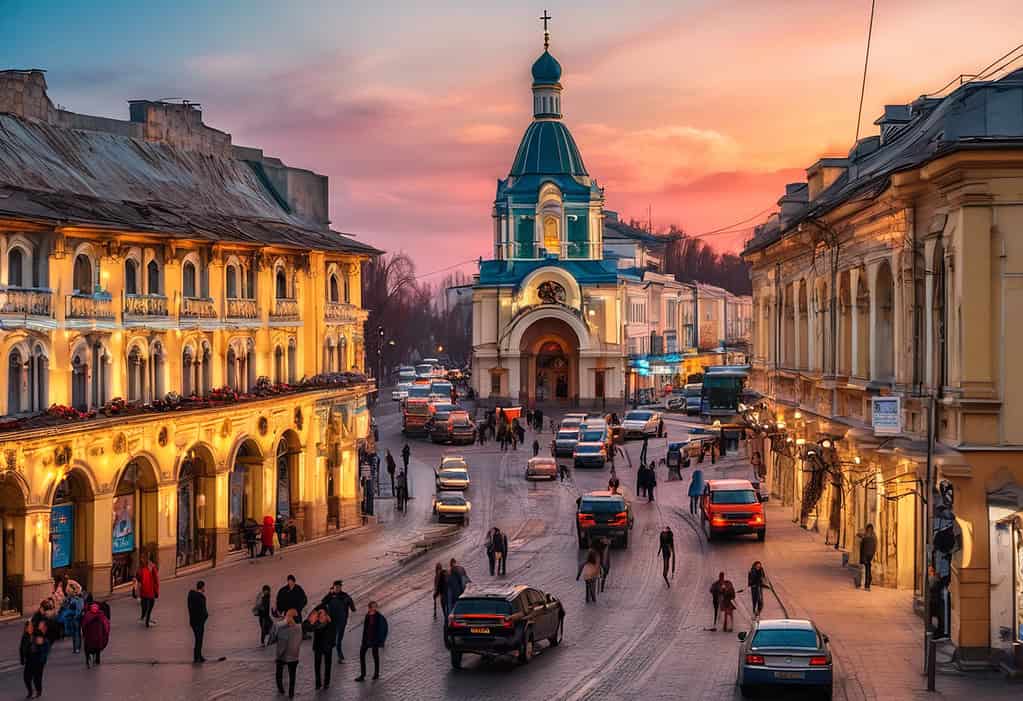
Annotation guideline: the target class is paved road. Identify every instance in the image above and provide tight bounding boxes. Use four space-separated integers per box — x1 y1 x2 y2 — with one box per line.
1 402 1012 700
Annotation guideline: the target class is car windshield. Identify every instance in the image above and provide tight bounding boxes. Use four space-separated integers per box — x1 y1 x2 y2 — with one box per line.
626 411 652 421
685 386 702 397
437 494 466 505
557 431 578 440
580 430 604 442
752 628 819 649
576 443 603 454
453 599 513 616
451 416 472 426
711 489 758 505
405 403 430 416
580 498 625 513
439 469 468 479
408 386 432 398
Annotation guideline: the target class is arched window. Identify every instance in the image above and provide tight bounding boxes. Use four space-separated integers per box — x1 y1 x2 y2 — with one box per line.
182 348 194 397
7 348 23 414
275 268 288 299
127 346 145 403
73 254 93 294
30 346 47 412
147 260 160 295
226 348 237 391
325 339 335 373
125 259 139 295
287 340 297 384
182 261 197 298
343 274 351 303
8 247 24 287
245 266 256 300
226 265 238 298
71 353 88 410
274 346 284 384
329 275 339 303
339 337 348 371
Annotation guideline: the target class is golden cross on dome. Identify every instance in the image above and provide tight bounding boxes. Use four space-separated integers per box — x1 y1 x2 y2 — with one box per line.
539 9 551 50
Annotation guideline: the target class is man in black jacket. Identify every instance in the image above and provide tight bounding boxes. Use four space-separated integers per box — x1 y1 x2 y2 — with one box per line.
303 606 337 689
321 580 356 662
493 527 509 576
276 575 308 621
355 601 388 682
187 580 208 663
860 524 878 590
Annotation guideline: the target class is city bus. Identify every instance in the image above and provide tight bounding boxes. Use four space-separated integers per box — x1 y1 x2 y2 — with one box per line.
700 365 750 421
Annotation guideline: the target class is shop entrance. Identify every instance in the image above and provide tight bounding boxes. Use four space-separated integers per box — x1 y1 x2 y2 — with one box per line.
0 473 26 613
50 469 94 588
176 446 216 570
111 458 158 586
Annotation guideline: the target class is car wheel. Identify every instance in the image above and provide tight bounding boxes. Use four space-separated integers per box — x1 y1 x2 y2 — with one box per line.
739 684 754 699
519 631 534 665
620 532 629 549
578 533 587 549
704 520 715 542
548 619 563 647
450 651 463 670
757 530 766 542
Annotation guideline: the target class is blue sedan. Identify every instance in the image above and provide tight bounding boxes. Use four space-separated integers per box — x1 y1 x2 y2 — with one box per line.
736 619 833 700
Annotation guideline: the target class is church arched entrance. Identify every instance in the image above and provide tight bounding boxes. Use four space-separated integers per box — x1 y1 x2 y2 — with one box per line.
519 316 580 404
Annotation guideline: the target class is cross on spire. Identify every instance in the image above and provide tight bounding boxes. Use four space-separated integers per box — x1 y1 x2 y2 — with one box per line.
539 9 551 50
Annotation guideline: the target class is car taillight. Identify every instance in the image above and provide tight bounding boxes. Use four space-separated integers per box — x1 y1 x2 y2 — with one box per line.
447 614 466 628
500 616 514 629
809 656 829 666
746 654 765 665
578 514 596 525
611 511 628 526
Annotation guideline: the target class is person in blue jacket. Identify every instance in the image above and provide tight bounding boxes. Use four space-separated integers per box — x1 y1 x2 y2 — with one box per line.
688 468 705 515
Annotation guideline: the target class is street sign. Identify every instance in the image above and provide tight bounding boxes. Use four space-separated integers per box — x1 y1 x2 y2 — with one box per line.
871 396 902 435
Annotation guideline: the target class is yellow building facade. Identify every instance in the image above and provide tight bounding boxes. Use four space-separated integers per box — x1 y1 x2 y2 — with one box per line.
0 70 377 613
744 71 1023 664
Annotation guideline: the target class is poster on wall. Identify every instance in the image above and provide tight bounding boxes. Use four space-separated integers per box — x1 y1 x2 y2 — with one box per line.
277 466 291 518
871 396 902 436
50 503 74 569
229 471 245 530
111 494 135 554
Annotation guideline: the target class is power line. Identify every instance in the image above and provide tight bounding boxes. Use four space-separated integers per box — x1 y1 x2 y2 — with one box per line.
854 0 877 144
687 207 775 239
412 256 483 281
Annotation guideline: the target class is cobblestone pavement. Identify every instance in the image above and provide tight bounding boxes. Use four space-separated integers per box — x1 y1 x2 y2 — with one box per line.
0 405 1016 700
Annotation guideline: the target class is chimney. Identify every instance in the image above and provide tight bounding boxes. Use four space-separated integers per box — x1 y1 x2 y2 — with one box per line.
0 69 55 122
128 99 232 157
806 157 848 201
777 183 808 227
873 104 912 145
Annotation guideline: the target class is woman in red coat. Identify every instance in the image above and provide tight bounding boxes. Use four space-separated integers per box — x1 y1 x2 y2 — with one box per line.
135 555 159 627
81 602 110 667
261 515 276 557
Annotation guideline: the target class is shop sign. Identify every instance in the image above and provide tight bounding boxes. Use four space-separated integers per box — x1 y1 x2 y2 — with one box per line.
51 503 74 568
871 396 902 436
111 494 135 554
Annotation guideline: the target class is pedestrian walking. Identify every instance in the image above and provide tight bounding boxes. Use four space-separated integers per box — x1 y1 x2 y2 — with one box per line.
433 563 449 620
494 527 508 575
532 439 540 457
747 561 767 618
395 471 408 511
688 468 705 515
639 436 649 467
20 620 49 698
243 517 259 558
254 585 273 646
187 580 208 663
709 572 725 630
657 527 675 587
576 549 601 603
859 523 877 590
636 464 648 499
526 409 533 429
81 602 109 668
321 580 356 661
355 601 388 682
607 470 621 494
751 451 764 479
135 554 159 627
647 462 657 502
260 515 276 557
593 537 611 592
719 577 737 632
57 579 84 654
446 558 469 613
273 609 304 698
303 607 336 689
485 528 497 576
386 450 397 495
401 443 411 471
275 575 308 623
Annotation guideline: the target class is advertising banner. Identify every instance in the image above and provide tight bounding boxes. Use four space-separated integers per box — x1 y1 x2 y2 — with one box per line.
112 494 135 554
50 503 74 569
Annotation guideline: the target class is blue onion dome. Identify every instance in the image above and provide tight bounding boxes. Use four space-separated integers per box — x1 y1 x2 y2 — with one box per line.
531 50 562 85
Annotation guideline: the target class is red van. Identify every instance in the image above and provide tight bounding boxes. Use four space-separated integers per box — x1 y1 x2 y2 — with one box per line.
701 479 766 541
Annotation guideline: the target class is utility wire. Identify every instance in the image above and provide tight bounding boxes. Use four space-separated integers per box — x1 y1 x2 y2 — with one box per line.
687 207 776 239
854 0 877 145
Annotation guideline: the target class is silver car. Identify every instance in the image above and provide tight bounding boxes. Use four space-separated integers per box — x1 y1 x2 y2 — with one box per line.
736 619 833 699
621 410 663 439
552 429 579 457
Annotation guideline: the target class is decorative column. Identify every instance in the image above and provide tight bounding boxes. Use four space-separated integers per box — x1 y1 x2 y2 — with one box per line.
866 261 881 381
87 493 114 596
155 483 177 572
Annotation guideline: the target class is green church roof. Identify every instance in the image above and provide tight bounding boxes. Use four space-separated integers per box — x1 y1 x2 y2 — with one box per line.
509 120 588 178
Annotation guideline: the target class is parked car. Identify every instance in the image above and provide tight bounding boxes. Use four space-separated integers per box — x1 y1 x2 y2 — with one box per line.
621 410 664 439
552 429 580 457
392 382 411 401
736 619 833 699
525 456 558 480
429 405 469 443
436 456 471 490
432 491 471 523
559 413 588 431
576 491 633 548
683 383 703 415
701 478 765 541
445 585 565 669
448 411 477 445
573 441 607 469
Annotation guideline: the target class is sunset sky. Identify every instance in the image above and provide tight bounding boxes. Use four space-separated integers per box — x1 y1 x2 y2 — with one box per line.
5 0 1022 275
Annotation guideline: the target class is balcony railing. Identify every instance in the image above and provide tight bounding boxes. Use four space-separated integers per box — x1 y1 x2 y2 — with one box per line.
272 298 300 320
326 301 360 322
123 293 168 317
67 292 114 320
499 241 600 260
180 296 217 319
225 297 259 319
0 287 52 316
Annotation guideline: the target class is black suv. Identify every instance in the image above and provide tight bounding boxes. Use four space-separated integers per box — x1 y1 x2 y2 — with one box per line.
576 491 633 548
445 585 565 669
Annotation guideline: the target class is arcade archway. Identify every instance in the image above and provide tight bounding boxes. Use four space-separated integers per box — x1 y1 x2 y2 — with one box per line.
176 445 217 569
229 438 265 551
50 468 95 587
111 457 159 586
0 473 27 613
518 316 580 403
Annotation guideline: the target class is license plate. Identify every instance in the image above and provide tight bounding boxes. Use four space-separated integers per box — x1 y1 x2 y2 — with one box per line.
774 671 805 680
469 627 490 634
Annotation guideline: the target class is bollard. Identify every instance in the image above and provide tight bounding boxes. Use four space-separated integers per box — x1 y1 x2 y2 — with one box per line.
925 631 937 692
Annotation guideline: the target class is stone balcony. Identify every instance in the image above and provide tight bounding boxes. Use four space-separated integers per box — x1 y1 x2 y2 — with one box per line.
325 301 364 323
123 293 168 318
180 296 217 319
271 297 300 321
225 297 259 320
66 292 115 320
0 287 52 316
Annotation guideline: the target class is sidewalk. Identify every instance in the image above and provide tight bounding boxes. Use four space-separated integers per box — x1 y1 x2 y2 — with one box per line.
676 451 1017 700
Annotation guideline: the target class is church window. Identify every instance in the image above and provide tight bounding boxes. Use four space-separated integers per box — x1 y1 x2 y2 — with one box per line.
567 213 588 258
543 216 560 254
516 216 534 258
